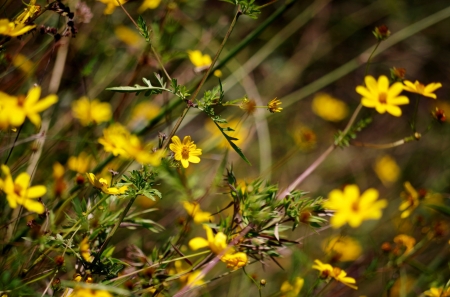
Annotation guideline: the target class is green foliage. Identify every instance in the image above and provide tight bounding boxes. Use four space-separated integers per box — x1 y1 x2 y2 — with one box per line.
119 165 161 201
137 15 151 43
222 0 261 19
334 117 372 147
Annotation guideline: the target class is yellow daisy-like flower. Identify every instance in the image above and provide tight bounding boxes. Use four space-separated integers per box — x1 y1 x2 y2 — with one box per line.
86 173 128 195
280 277 304 297
187 50 212 68
68 152 92 174
267 97 282 113
312 260 357 290
0 19 36 36
169 135 202 168
323 184 387 228
221 252 248 270
183 201 213 223
72 96 112 126
356 75 409 117
322 236 362 262
97 0 127 15
403 80 442 99
424 286 450 297
398 181 419 219
138 0 161 12
98 123 131 157
1 85 58 128
70 287 112 297
189 225 227 255
311 93 349 122
0 165 46 214
393 234 416 255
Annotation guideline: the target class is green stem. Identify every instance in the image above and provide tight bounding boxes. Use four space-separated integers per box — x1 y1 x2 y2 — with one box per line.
4 124 23 165
364 41 381 76
243 267 262 297
92 195 138 265
411 95 420 132
161 8 242 150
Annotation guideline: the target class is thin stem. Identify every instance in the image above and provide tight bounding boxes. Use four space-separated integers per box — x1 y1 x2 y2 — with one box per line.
243 267 262 297
92 195 138 265
364 41 380 76
351 134 419 149
4 124 23 165
161 9 242 150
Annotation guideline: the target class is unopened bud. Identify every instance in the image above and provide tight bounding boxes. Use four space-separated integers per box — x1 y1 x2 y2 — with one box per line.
373 25 390 41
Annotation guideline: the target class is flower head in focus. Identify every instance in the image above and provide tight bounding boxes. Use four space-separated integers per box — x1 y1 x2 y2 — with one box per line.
86 173 127 195
0 165 46 214
169 135 202 168
403 80 442 99
323 184 387 228
356 75 409 117
0 19 36 36
312 93 349 122
267 98 282 113
72 97 112 126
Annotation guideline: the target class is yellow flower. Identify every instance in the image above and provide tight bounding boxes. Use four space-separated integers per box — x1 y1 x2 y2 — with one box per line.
403 80 442 99
424 287 450 297
1 85 57 128
53 162 66 196
189 225 227 255
323 184 387 228
14 0 40 24
98 123 131 157
131 101 160 122
86 173 128 195
312 260 357 290
138 0 161 12
97 0 127 14
68 152 92 174
399 181 419 219
0 165 46 214
292 126 316 151
356 75 409 117
183 201 212 223
187 50 212 68
322 236 362 262
186 270 205 287
267 97 282 113
12 54 34 75
280 277 304 297
70 287 112 297
204 119 247 149
80 237 93 262
374 155 400 186
311 93 349 122
213 69 222 77
0 19 36 36
220 252 248 270
393 234 415 255
114 26 143 47
169 135 202 168
72 97 112 126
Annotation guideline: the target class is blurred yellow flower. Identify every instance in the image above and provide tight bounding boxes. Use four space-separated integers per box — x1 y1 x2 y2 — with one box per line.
374 155 400 185
14 0 40 25
424 286 450 297
186 270 205 286
70 287 112 297
312 260 357 290
12 54 34 75
183 201 212 223
403 80 442 99
138 0 161 12
0 165 46 214
131 101 160 122
312 93 348 122
1 85 58 128
188 50 212 68
80 237 93 262
99 123 131 157
169 135 202 168
205 119 246 149
323 184 387 228
267 97 282 113
114 26 143 47
97 0 127 14
292 126 316 151
399 181 419 219
0 19 36 36
214 69 223 77
393 234 415 255
53 162 66 196
221 252 248 270
280 277 304 297
189 225 227 255
72 96 112 126
322 236 362 262
68 152 92 174
86 173 128 195
356 75 409 117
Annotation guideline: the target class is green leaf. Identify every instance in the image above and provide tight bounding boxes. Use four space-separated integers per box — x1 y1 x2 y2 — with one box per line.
426 204 450 217
137 15 151 43
212 120 251 165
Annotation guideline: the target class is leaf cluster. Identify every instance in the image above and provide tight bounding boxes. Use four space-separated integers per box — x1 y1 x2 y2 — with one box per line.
334 117 372 147
222 0 261 19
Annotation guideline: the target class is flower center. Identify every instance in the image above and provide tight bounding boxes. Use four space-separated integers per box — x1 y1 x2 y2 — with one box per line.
351 201 359 212
181 146 190 159
378 92 387 104
14 184 23 196
17 95 26 107
416 83 425 92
